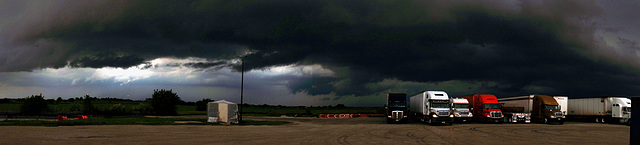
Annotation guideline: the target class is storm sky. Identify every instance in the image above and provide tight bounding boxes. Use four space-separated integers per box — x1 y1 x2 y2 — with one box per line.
1 0 640 106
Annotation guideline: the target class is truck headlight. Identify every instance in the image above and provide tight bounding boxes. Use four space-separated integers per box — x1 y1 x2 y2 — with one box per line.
450 114 454 118
562 116 566 118
550 116 556 118
387 116 392 118
432 114 438 118
469 114 473 117
486 115 490 117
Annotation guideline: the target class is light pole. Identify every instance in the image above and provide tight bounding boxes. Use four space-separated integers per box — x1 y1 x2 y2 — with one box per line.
239 56 246 122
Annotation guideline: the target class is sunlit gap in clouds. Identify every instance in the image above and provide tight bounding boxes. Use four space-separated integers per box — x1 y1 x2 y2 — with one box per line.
95 66 153 86
254 64 335 78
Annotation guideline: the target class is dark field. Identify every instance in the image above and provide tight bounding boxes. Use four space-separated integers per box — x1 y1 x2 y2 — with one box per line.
0 116 629 144
1 100 384 117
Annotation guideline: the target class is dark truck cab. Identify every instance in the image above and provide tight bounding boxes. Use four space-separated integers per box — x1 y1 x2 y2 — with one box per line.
386 93 408 123
533 95 565 124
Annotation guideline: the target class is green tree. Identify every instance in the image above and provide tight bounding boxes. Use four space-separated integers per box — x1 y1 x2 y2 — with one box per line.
135 103 153 115
56 97 63 104
20 94 49 115
83 94 95 114
195 98 213 111
150 89 181 115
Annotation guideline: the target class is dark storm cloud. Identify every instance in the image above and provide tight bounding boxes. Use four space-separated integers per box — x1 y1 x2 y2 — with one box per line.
184 61 228 69
69 53 145 68
2 0 639 98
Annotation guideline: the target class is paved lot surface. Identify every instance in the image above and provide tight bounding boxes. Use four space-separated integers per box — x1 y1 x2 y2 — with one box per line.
0 116 630 144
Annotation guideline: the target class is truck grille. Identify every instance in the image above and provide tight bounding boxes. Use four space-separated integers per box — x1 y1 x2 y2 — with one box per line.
460 111 470 115
490 111 502 118
438 110 449 116
392 111 403 120
555 112 563 117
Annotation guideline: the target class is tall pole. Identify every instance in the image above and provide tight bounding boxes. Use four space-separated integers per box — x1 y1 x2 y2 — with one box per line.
240 56 245 122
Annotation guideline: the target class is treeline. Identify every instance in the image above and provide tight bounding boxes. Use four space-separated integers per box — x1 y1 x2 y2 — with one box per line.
246 103 350 108
1 92 380 117
0 89 185 116
0 96 138 104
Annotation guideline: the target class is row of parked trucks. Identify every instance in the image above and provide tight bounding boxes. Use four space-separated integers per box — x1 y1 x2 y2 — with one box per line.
386 91 632 125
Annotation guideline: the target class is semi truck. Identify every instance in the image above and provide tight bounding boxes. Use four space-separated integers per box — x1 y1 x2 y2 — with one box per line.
386 93 408 123
451 98 472 123
567 97 631 125
457 94 504 123
410 91 453 125
499 95 565 124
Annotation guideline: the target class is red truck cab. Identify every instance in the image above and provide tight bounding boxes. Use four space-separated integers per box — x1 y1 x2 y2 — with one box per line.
458 94 504 123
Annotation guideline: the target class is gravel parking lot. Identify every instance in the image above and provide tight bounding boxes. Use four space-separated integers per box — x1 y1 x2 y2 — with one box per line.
0 116 630 144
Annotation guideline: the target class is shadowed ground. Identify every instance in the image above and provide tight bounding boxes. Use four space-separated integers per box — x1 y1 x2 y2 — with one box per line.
0 116 629 144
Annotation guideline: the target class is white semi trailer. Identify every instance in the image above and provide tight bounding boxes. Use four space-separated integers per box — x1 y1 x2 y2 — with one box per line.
553 96 568 116
567 97 631 124
410 91 453 125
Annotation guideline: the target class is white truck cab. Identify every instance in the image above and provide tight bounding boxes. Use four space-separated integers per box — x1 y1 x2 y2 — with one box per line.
613 98 632 123
451 98 472 122
410 91 453 125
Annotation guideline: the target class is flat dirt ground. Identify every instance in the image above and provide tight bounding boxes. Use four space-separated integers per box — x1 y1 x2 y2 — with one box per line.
0 116 630 144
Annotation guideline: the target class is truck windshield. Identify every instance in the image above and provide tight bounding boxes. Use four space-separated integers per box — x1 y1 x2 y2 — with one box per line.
432 103 450 108
484 104 500 109
454 104 469 109
624 107 631 112
544 105 559 110
389 101 406 107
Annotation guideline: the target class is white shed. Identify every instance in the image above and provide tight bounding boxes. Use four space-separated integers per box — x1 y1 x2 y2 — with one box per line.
207 100 239 124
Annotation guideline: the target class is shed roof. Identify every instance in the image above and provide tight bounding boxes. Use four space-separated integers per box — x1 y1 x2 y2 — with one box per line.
211 100 237 104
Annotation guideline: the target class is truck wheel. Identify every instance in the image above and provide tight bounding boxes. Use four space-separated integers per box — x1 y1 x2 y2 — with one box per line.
601 118 606 123
428 118 432 124
595 118 600 123
544 118 548 124
508 117 513 123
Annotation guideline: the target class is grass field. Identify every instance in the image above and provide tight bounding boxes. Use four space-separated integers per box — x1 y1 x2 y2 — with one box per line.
240 106 384 117
0 117 290 126
1 100 384 117
0 100 146 115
